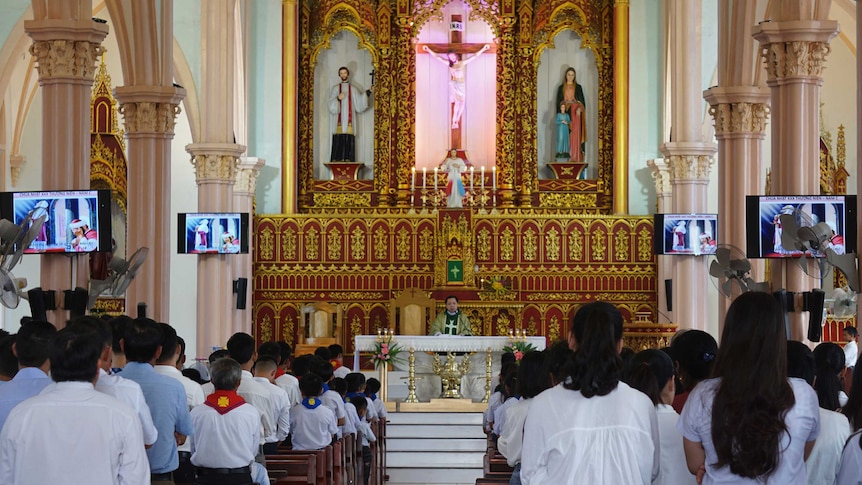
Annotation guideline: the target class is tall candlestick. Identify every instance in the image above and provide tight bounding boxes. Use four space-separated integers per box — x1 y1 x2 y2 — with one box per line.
492 166 496 191
480 166 485 191
411 167 416 192
422 167 427 191
433 167 438 192
469 166 474 196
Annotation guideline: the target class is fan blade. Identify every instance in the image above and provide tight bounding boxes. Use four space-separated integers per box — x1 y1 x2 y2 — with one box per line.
0 269 20 309
779 214 802 252
810 223 832 248
721 278 734 297
750 281 770 293
715 247 731 268
728 258 751 274
111 247 149 296
826 249 860 293
709 260 727 278
3 215 45 272
87 277 116 310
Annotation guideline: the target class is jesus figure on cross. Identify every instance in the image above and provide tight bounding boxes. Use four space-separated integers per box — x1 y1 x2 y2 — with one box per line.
423 44 490 129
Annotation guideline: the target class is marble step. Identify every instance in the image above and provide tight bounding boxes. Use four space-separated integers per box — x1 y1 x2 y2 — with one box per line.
388 451 484 468
386 424 484 439
386 467 483 484
387 438 486 452
387 411 483 426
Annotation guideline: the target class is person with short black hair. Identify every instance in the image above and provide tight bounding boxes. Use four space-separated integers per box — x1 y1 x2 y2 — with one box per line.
120 318 194 483
314 346 331 361
312 359 348 433
430 295 472 336
0 325 149 484
0 320 56 430
190 358 267 485
844 326 858 369
252 357 291 454
363 377 386 421
290 372 337 451
351 395 376 485
329 344 349 379
108 315 133 373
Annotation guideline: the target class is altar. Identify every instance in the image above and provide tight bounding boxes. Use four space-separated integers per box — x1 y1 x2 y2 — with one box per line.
354 335 546 408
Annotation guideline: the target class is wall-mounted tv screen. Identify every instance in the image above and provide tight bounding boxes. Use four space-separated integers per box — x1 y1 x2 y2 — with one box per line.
177 212 249 254
653 213 718 255
745 195 857 258
0 189 112 253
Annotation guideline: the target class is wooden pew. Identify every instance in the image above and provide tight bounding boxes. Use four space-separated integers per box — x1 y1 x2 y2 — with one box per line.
265 455 316 485
270 446 333 485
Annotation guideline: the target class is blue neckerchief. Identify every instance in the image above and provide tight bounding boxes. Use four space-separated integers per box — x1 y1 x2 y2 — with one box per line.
368 393 378 401
302 397 322 409
110 367 123 375
345 391 364 403
322 383 330 393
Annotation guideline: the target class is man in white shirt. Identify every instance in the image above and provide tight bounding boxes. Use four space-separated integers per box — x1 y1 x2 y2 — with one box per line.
65 317 159 449
252 357 291 454
222 333 276 458
329 344 350 379
844 326 858 368
190 357 268 485
154 326 204 482
259 341 301 407
0 324 149 485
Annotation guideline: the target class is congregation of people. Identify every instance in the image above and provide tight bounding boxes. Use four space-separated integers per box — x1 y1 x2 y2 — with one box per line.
485 294 862 485
0 316 385 485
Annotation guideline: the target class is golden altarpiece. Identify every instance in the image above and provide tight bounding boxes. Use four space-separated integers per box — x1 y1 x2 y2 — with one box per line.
254 0 672 361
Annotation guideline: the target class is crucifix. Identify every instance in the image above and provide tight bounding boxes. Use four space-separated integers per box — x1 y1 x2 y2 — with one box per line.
419 14 493 150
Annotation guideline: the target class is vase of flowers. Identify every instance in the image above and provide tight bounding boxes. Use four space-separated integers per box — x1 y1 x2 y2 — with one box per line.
372 335 404 369
502 340 537 361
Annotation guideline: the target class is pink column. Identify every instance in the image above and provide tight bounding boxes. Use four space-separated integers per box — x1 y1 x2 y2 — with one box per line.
647 158 673 323
187 0 246 356
659 0 717 331
115 87 185 322
231 158 265 336
753 8 837 340
25 18 108 325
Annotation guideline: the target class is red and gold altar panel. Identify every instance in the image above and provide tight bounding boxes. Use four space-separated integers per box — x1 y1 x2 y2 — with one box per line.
253 211 656 358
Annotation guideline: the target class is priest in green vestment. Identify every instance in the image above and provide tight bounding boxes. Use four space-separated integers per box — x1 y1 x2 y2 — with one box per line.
429 296 472 336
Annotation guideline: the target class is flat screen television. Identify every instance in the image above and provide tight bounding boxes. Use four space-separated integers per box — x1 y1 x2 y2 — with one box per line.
0 189 112 253
653 213 718 255
177 212 249 254
745 195 857 258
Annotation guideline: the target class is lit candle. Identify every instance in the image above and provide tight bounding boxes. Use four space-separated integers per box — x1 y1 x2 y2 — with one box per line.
480 166 485 191
433 167 438 192
411 167 416 192
422 167 427 191
492 166 497 191
469 166 474 195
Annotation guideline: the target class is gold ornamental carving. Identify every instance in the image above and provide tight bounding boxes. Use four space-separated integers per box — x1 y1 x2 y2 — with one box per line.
260 314 274 342
614 229 629 261
419 228 433 260
30 39 104 80
545 227 560 261
591 229 606 261
761 41 831 80
304 228 320 260
350 227 366 260
548 315 560 342
396 227 410 260
282 228 297 260
709 102 770 135
667 155 713 181
119 102 182 134
647 159 671 196
477 228 492 260
312 193 371 207
568 228 584 261
523 228 538 261
282 315 296 345
327 228 342 260
190 153 240 182
350 315 362 339
637 228 652 261
500 228 515 261
259 227 275 260
539 193 597 208
372 228 386 260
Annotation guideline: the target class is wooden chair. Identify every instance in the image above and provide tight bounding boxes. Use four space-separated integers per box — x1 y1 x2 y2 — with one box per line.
389 288 435 335
265 455 316 485
271 446 333 485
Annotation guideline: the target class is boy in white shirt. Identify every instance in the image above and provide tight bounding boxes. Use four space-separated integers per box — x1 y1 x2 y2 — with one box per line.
253 357 291 454
364 378 386 421
313 359 347 437
350 395 377 485
290 373 338 451
844 326 858 368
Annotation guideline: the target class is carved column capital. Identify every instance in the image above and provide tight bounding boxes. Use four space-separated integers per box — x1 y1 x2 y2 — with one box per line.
9 155 25 187
186 143 247 184
666 154 714 181
708 102 771 135
235 157 266 195
29 39 104 81
752 21 838 81
118 102 181 134
647 158 671 195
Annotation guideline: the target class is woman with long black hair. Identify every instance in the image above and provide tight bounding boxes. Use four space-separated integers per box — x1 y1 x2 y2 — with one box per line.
520 304 659 484
678 292 820 483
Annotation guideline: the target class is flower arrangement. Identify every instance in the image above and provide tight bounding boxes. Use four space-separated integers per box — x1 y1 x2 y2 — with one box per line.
502 340 537 361
479 276 516 301
372 334 404 369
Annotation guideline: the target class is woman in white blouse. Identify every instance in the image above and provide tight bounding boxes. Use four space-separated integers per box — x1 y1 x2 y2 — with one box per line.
678 292 820 484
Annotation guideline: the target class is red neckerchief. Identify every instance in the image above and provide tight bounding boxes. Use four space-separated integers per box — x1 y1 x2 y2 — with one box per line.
274 367 286 379
330 359 342 371
204 390 246 415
